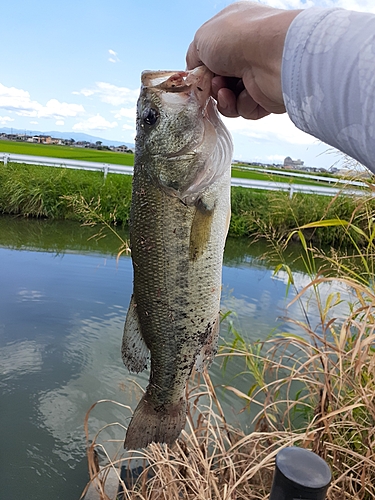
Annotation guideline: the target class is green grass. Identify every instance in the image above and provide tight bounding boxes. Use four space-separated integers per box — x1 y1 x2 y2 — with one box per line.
0 162 132 223
231 166 337 187
0 139 135 166
1 161 374 248
235 162 337 178
229 186 373 247
2 139 354 191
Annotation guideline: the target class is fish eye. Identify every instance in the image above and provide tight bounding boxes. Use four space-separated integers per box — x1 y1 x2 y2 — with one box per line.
142 107 159 126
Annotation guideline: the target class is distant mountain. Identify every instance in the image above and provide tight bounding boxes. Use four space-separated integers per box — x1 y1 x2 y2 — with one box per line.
0 127 134 149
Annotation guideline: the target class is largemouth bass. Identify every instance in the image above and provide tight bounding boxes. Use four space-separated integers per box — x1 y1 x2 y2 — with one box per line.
122 66 233 449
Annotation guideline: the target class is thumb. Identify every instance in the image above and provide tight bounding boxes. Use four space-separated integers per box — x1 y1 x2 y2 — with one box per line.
186 41 202 70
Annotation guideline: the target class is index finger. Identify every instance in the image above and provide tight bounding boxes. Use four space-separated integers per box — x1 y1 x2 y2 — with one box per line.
186 40 202 70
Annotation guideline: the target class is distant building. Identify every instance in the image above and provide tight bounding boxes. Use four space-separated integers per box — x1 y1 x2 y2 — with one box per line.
284 156 304 169
50 137 64 145
75 141 91 147
112 145 130 153
36 135 52 144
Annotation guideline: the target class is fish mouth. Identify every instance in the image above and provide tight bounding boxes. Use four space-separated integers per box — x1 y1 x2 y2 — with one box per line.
142 71 190 92
141 67 213 104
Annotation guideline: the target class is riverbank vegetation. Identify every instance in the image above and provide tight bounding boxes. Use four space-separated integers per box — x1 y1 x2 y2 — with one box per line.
1 162 374 248
0 162 133 223
2 159 372 497
83 223 375 499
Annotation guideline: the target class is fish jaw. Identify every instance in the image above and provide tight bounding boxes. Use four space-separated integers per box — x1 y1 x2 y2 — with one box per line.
141 66 213 106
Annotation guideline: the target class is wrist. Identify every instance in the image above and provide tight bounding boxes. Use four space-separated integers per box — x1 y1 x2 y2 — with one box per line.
255 9 302 106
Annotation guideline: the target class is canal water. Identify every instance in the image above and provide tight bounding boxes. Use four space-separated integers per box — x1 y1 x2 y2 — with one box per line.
0 216 344 499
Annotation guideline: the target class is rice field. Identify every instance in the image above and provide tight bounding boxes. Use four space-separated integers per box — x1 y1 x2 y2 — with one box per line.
231 165 337 187
0 139 135 166
0 139 341 186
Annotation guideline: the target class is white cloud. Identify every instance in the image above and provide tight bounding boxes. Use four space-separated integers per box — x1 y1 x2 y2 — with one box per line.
0 83 33 112
108 49 120 63
336 0 375 12
223 113 317 145
74 88 95 98
113 106 136 136
122 123 135 131
36 99 84 119
74 82 138 106
18 288 44 301
0 82 85 119
56 120 64 126
266 154 288 162
113 106 136 120
260 0 315 8
259 0 375 12
0 115 14 125
72 114 118 131
73 82 137 137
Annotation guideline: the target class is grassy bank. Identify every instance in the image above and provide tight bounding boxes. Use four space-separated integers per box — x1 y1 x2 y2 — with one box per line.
0 139 135 165
1 162 374 247
83 225 375 499
230 185 375 247
0 162 132 223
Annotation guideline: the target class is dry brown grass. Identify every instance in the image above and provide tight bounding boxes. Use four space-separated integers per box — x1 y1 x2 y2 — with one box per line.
81 273 375 499
81 370 288 500
224 276 375 499
81 201 375 500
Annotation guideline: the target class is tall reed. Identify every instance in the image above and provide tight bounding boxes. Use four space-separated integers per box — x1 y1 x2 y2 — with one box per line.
81 196 375 500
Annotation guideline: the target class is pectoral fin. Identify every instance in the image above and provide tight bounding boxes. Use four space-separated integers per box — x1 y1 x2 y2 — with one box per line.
189 198 215 261
121 295 149 373
195 314 220 372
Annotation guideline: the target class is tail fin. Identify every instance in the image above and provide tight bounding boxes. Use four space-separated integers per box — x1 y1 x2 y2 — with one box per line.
124 392 187 449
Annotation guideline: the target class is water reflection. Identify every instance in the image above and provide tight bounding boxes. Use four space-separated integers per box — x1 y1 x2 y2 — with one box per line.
0 340 43 378
0 215 350 499
0 215 126 256
37 309 148 466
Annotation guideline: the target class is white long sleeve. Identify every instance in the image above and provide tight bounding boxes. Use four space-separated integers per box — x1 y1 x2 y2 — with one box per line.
282 7 375 171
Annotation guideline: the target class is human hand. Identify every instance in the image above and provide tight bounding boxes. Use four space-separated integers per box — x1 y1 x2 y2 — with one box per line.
186 1 301 119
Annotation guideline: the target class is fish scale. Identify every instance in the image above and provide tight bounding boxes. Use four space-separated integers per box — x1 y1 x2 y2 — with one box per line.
121 67 233 449
132 171 214 397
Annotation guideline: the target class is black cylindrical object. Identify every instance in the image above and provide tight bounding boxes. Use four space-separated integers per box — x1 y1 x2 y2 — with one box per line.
269 446 331 500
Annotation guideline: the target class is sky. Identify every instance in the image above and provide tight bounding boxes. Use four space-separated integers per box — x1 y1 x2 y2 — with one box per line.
1 0 374 169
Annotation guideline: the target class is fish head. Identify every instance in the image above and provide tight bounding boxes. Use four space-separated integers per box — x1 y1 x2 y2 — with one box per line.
135 67 233 205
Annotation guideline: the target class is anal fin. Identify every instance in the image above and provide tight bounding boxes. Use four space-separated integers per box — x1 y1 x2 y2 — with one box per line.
121 295 149 373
